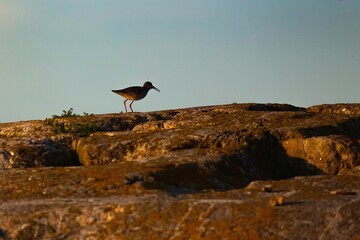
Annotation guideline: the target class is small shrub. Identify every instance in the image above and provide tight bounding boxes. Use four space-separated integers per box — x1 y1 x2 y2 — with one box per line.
45 108 100 136
52 108 79 118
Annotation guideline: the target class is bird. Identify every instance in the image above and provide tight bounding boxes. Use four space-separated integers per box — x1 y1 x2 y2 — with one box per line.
112 81 160 113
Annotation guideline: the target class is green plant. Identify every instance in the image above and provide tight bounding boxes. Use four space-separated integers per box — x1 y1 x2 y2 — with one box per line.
45 108 100 136
52 108 79 118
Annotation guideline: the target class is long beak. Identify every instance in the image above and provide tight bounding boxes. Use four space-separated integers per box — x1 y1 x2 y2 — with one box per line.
152 86 160 92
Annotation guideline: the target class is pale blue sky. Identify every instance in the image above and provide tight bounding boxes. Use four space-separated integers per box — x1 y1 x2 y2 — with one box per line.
1 1 359 122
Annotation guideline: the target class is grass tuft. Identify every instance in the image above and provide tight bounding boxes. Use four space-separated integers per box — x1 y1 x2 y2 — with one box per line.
45 108 101 136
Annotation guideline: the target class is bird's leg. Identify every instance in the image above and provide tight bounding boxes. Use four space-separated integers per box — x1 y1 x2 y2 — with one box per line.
129 100 135 112
123 99 128 113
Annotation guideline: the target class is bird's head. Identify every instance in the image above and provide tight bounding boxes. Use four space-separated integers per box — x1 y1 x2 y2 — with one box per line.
144 81 160 92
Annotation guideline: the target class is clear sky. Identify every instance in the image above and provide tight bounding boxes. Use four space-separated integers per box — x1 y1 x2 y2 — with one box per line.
1 1 359 123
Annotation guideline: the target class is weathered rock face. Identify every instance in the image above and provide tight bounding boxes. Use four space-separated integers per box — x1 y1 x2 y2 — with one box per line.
0 103 359 239
282 136 360 175
307 103 360 115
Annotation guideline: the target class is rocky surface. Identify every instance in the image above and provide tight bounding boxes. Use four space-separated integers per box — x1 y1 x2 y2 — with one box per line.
0 103 359 239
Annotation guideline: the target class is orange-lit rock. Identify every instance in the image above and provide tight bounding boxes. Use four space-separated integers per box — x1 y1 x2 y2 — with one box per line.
0 103 359 239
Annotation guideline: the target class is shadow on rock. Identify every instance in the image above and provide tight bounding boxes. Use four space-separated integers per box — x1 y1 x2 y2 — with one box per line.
0 229 9 240
142 136 323 195
247 103 306 112
298 117 360 138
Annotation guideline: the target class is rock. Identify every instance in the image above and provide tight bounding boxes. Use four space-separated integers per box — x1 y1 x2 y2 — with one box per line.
268 195 285 206
0 137 79 168
0 166 359 239
0 103 360 239
307 103 360 115
0 120 54 138
282 135 360 175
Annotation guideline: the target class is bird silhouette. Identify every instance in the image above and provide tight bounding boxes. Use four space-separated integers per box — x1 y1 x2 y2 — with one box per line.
112 81 160 113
